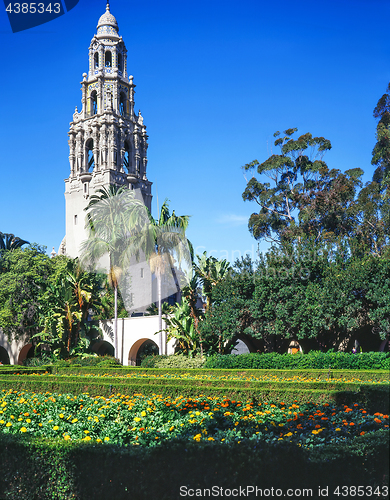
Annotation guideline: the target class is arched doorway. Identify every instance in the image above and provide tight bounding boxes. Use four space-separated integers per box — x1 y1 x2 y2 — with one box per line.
0 346 10 365
287 340 302 354
17 344 35 365
128 338 159 366
91 340 115 357
231 339 251 355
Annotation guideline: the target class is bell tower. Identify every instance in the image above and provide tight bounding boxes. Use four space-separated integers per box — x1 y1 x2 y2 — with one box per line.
62 1 152 258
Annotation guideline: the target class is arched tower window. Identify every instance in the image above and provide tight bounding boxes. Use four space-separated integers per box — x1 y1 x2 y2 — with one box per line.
119 92 127 116
91 90 98 115
94 52 99 68
123 141 131 172
86 139 94 172
105 51 112 67
118 53 123 72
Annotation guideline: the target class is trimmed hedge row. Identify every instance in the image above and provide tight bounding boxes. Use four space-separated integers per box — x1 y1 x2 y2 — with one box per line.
0 431 388 499
0 367 49 375
0 373 378 391
50 366 390 382
204 352 390 370
1 376 388 413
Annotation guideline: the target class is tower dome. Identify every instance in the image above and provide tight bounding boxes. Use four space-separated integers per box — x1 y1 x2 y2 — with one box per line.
97 1 119 37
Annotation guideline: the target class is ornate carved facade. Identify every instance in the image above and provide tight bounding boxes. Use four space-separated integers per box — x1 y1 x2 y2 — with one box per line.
62 1 152 258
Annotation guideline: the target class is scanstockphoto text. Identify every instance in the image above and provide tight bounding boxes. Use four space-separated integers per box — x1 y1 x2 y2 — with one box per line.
179 485 389 497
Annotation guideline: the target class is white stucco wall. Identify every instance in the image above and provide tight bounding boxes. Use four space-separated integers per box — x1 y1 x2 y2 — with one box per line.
99 315 175 365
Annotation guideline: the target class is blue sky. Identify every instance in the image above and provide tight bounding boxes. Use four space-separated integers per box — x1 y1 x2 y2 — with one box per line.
0 0 389 263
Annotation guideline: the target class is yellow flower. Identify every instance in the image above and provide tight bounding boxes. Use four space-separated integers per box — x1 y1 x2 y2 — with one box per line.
84 430 90 434
38 423 43 427
20 427 27 433
64 435 71 441
169 426 174 432
141 411 147 417
71 418 78 423
53 426 59 431
59 414 64 419
83 436 92 441
0 420 4 424
134 417 141 422
207 437 215 441
104 437 110 441
18 418 23 422
26 419 31 423
6 422 12 427
335 428 341 431
96 438 102 443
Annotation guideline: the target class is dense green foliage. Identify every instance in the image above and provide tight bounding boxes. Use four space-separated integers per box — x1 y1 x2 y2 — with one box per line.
0 245 53 341
204 351 390 370
198 250 390 354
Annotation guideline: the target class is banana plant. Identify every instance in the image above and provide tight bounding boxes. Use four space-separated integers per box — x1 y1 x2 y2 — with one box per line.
163 298 199 357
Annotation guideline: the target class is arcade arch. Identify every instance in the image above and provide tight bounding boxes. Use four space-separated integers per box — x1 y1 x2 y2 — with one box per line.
128 338 159 366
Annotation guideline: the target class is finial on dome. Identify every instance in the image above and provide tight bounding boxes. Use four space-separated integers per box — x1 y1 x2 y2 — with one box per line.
106 0 110 10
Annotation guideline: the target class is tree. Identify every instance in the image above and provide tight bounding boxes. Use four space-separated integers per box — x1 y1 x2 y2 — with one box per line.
33 260 102 359
130 199 192 355
181 272 205 355
0 244 52 342
0 232 29 251
81 186 148 358
242 128 363 247
164 297 200 357
372 81 390 194
199 256 254 354
194 251 230 312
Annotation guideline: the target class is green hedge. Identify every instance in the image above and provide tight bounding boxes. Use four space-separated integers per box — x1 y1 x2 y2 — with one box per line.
0 431 388 499
0 367 50 375
51 366 390 383
204 351 390 370
141 353 205 368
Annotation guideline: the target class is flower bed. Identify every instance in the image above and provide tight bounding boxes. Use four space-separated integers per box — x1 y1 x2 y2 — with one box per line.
0 389 388 448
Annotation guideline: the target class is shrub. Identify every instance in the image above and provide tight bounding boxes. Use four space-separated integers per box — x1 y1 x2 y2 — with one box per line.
23 355 54 367
141 354 206 369
204 352 390 370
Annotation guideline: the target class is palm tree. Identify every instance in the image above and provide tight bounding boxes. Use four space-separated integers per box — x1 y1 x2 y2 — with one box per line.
129 199 192 355
0 232 29 251
80 186 148 358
